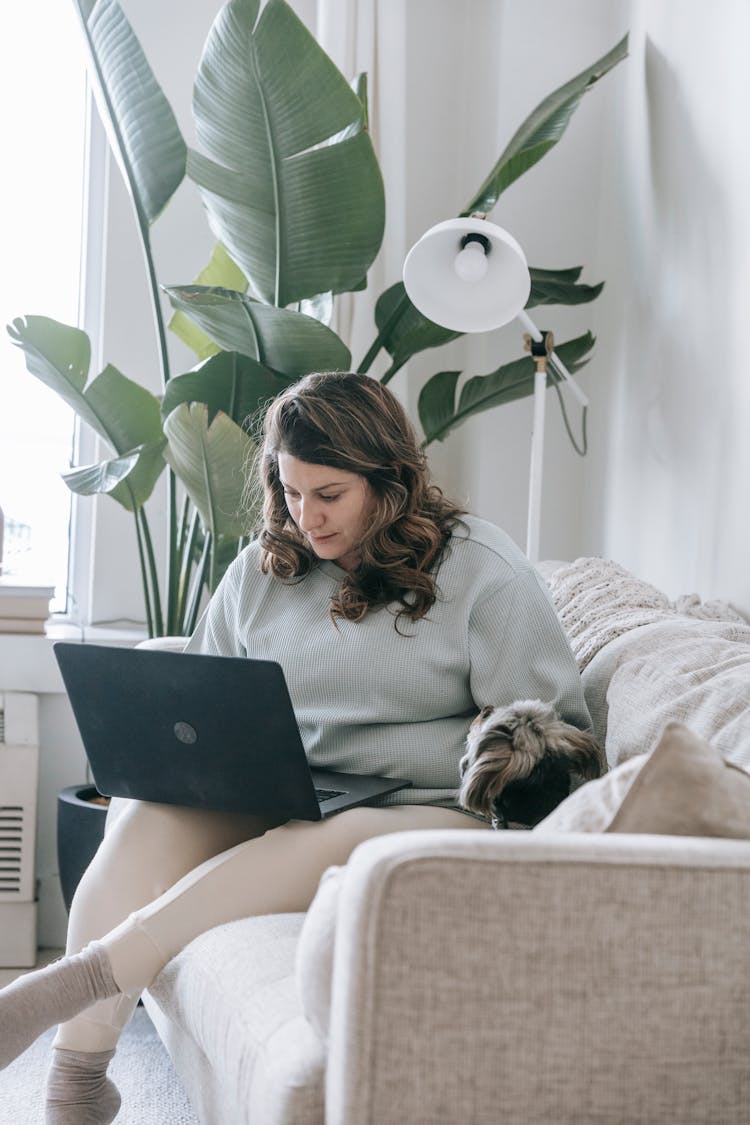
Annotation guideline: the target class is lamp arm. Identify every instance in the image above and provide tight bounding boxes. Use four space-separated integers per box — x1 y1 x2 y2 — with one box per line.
515 308 589 408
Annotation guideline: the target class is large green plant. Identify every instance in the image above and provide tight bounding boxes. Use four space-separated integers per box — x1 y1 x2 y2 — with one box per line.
7 0 627 636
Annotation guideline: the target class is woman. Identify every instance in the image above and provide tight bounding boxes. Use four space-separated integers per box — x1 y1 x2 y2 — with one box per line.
0 372 591 1122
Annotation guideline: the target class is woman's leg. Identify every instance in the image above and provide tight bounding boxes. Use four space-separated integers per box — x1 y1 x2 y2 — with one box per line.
101 805 489 992
2 804 486 1122
0 797 280 1124
56 797 282 1051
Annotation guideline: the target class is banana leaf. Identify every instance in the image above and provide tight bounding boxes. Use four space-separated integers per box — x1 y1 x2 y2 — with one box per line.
163 403 256 540
169 243 248 360
164 286 351 374
419 332 596 445
360 267 602 378
63 440 167 512
161 351 294 427
364 282 462 382
73 0 186 227
358 35 627 375
527 267 604 308
8 316 166 508
461 34 628 215
188 0 385 306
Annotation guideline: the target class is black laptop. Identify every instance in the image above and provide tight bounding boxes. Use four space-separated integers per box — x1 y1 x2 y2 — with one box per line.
53 643 411 821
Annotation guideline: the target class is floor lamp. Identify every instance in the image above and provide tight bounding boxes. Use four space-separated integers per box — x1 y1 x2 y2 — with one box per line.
403 216 589 564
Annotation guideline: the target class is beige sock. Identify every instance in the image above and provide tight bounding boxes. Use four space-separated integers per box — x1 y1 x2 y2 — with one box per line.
45 1047 121 1125
0 943 119 1070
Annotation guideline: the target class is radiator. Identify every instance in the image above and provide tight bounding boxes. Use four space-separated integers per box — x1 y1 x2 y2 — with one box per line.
0 691 39 966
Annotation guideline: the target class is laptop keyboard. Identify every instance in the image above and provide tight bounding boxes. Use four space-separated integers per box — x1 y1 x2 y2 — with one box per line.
315 787 346 802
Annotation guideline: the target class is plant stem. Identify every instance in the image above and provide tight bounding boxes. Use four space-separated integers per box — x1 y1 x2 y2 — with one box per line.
380 357 407 386
176 507 201 633
132 510 155 638
138 508 164 636
356 291 410 375
141 233 179 635
184 531 212 636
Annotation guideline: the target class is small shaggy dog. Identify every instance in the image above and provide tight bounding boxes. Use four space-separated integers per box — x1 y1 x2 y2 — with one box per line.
458 700 602 828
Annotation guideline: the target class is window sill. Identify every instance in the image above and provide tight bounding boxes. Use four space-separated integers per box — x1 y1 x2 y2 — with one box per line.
0 623 147 694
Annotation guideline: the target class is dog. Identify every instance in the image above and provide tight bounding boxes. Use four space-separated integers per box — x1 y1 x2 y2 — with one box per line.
458 700 602 829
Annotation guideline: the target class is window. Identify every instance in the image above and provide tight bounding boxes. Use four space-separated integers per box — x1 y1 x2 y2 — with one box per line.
0 4 88 613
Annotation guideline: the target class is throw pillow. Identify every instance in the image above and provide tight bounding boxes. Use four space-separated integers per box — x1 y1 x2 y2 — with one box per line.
606 721 750 837
534 722 750 837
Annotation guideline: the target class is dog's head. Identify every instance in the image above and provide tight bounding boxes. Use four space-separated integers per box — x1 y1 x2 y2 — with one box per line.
458 700 602 827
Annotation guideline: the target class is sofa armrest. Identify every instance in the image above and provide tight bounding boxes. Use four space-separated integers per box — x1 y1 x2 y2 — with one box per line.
326 829 750 1125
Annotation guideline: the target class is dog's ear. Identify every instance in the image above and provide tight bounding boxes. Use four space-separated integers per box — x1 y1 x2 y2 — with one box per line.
548 723 602 781
458 725 549 820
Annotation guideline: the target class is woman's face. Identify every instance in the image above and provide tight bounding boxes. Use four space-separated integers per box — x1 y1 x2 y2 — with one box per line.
277 453 373 571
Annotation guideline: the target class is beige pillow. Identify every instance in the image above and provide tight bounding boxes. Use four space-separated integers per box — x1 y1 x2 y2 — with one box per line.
535 722 750 837
606 721 750 836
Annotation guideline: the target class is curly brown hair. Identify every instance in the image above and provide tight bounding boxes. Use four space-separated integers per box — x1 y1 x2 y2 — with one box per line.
254 372 465 628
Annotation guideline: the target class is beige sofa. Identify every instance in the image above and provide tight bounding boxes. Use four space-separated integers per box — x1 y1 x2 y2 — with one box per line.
141 558 750 1124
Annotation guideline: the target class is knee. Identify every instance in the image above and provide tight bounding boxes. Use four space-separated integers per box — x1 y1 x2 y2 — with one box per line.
73 802 194 912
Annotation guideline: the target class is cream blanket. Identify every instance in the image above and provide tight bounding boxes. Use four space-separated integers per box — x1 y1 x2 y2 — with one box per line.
545 558 750 771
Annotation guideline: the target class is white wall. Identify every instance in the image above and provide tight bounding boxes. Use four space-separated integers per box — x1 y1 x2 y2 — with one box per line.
584 0 750 617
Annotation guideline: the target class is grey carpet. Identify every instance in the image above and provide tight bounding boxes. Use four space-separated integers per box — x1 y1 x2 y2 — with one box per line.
0 1007 200 1124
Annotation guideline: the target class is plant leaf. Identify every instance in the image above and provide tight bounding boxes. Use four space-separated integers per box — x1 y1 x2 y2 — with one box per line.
63 451 139 495
527 267 604 308
419 332 596 445
161 351 293 428
8 316 166 509
188 0 385 305
168 242 248 359
164 285 351 374
62 439 167 512
163 403 256 539
73 0 186 225
374 282 462 370
462 34 628 215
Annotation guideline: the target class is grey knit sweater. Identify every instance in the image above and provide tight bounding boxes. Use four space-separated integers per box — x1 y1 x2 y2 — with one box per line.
186 515 591 808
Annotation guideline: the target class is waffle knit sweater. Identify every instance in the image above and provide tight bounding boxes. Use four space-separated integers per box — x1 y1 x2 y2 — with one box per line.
186 515 591 809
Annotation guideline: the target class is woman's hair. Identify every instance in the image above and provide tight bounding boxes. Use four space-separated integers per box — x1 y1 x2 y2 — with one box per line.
253 371 465 627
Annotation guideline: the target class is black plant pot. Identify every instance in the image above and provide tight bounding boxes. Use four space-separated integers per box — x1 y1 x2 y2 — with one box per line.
57 785 110 913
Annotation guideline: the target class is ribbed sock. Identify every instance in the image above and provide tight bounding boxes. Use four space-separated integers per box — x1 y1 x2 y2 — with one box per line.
45 1047 121 1124
0 943 119 1069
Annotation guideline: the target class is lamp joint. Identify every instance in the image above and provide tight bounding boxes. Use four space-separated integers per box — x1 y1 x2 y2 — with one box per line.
524 330 554 372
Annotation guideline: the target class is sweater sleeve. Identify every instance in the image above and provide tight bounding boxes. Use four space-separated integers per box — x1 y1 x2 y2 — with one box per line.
468 567 592 731
184 555 247 657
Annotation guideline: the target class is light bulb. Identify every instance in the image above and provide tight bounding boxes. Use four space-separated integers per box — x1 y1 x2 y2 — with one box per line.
453 242 489 282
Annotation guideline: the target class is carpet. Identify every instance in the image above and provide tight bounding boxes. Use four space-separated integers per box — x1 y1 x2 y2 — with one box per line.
0 1007 200 1124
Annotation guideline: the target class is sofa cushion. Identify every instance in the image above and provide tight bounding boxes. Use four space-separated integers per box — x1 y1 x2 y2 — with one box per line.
535 722 750 838
146 912 326 1125
295 865 342 1042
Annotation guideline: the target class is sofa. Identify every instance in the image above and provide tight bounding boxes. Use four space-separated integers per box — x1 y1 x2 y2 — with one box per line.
138 557 750 1124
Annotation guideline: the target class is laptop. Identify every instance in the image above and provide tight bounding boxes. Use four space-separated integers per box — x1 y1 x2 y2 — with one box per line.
53 643 411 820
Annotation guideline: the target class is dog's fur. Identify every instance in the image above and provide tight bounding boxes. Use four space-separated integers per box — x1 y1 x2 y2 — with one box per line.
458 700 602 828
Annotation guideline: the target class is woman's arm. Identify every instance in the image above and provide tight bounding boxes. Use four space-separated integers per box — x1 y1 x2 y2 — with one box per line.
183 553 247 658
468 567 591 730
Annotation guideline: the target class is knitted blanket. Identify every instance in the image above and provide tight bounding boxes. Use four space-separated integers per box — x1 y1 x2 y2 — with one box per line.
545 557 744 672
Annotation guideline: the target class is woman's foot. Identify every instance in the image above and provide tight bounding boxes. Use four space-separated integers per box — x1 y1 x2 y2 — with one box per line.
0 943 119 1069
46 1047 121 1124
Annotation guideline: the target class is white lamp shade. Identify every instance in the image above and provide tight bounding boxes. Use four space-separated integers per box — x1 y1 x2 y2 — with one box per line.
403 217 531 333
